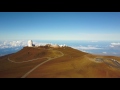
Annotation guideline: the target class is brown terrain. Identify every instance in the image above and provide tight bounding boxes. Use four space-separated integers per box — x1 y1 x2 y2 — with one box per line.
0 46 120 78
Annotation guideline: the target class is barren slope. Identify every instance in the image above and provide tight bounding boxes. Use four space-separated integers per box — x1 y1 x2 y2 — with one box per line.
0 46 120 78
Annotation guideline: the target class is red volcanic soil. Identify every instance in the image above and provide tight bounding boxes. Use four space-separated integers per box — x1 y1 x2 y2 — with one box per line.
0 46 120 78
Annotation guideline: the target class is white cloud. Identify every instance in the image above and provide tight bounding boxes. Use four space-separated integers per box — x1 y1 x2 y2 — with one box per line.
91 40 98 42
15 48 19 50
111 42 120 45
0 40 28 49
72 45 103 50
33 42 48 46
81 50 87 52
103 52 107 54
110 42 120 48
0 40 52 49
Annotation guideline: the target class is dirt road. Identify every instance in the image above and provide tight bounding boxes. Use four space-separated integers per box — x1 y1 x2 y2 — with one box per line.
21 50 64 78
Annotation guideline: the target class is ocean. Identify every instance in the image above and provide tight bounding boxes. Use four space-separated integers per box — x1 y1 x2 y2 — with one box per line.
0 40 120 57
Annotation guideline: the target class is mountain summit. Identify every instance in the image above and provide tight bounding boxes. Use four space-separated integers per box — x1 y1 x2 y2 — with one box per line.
0 45 120 78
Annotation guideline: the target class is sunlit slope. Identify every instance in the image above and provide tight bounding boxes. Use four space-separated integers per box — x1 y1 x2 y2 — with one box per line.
0 47 61 78
26 47 120 78
9 47 60 62
0 46 120 78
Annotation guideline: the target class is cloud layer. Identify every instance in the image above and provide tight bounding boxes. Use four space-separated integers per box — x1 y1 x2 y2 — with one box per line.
0 40 27 49
0 40 49 56
0 40 49 49
73 45 103 50
0 40 120 57
110 42 120 48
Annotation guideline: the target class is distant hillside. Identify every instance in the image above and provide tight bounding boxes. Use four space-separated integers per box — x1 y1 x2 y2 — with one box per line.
0 46 120 78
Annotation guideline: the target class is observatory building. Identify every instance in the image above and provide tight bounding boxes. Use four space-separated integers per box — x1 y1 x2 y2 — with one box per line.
28 40 33 47
50 44 60 48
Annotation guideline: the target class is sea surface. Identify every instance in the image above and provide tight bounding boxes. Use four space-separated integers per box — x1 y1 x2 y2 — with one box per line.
0 40 120 57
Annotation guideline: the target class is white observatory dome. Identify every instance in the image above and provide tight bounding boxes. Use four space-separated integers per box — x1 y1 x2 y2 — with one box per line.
50 44 60 48
28 40 33 47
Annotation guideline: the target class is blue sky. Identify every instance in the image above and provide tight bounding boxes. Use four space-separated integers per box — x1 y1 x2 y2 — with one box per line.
0 12 120 41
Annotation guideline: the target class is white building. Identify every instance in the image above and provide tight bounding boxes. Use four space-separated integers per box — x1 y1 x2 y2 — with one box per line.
50 44 60 48
59 45 63 47
28 40 33 47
